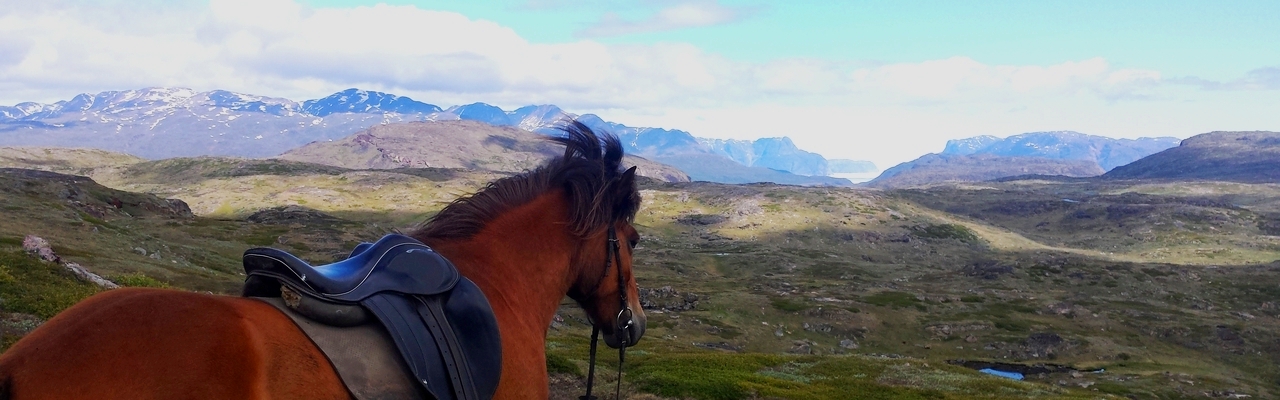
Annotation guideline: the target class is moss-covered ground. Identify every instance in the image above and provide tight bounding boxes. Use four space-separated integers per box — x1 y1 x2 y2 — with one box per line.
2 154 1278 399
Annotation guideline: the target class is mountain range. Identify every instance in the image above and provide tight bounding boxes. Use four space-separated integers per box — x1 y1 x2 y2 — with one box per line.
0 87 861 186
942 131 1180 171
866 131 1182 188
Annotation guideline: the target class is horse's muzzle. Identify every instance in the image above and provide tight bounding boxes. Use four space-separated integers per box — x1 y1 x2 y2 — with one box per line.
604 311 646 349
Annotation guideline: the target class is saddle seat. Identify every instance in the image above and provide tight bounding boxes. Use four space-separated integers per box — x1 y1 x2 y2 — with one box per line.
242 234 502 400
243 234 459 302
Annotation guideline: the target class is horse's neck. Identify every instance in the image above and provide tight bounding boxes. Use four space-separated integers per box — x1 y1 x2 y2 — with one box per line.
428 192 578 336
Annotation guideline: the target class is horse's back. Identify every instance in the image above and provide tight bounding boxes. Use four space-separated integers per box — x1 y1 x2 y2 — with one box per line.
0 288 349 400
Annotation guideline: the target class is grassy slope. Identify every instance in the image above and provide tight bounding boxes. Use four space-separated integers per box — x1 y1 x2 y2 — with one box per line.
0 154 1277 399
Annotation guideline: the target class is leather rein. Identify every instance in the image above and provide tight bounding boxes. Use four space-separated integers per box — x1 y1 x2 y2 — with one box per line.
580 228 634 400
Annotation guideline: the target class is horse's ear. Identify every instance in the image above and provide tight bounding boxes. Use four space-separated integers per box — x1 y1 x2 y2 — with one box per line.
617 166 637 191
612 166 638 206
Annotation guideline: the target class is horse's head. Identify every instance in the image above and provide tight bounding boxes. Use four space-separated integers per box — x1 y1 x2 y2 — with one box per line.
566 166 647 349
413 120 647 350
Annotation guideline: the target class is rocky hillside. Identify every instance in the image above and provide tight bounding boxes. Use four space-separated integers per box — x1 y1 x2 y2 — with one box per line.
278 120 691 183
865 154 1104 189
1104 131 1280 183
943 131 1180 171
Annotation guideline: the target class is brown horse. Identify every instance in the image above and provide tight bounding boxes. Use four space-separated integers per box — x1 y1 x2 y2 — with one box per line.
0 121 647 399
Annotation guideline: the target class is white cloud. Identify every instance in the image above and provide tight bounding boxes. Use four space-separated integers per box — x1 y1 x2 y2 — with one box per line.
847 57 1161 101
1172 66 1280 91
2 0 1275 170
0 0 1168 108
576 1 748 38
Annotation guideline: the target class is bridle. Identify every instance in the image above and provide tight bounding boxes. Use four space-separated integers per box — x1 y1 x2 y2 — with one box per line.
580 227 634 400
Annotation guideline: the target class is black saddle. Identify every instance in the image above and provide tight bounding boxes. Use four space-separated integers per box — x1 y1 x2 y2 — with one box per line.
243 234 502 400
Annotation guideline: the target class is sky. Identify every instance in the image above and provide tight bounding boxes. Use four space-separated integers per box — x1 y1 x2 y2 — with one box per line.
1 0 1278 170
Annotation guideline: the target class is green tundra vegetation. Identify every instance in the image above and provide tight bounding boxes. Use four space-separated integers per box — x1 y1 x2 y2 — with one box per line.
2 151 1278 399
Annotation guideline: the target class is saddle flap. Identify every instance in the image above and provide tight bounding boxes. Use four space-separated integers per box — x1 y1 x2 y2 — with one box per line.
440 279 503 398
362 279 501 400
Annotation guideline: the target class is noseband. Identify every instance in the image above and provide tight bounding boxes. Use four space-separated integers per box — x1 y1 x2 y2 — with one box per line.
580 228 633 400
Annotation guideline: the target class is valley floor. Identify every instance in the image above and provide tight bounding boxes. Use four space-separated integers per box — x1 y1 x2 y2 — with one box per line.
2 155 1278 399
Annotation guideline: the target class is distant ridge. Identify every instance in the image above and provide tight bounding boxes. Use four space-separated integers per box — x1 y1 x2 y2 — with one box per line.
1103 131 1280 183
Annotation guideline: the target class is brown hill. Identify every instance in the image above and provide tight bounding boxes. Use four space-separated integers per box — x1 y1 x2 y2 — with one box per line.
278 120 689 182
865 153 1104 189
0 147 145 176
1103 131 1280 183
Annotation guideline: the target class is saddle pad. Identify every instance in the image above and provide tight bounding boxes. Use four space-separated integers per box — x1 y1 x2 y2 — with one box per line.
255 297 427 400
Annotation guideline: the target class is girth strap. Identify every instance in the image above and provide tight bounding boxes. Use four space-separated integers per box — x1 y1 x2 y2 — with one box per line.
416 296 476 399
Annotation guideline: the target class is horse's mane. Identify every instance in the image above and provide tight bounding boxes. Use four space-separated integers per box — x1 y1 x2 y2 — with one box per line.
411 120 641 241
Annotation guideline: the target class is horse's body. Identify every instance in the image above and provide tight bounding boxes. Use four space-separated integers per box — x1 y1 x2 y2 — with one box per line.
0 288 350 399
0 122 645 399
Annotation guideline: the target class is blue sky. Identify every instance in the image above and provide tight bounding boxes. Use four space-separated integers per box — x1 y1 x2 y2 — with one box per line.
1 0 1278 169
333 0 1278 79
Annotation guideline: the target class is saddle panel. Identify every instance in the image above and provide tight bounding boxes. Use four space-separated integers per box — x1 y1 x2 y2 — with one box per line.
254 297 428 400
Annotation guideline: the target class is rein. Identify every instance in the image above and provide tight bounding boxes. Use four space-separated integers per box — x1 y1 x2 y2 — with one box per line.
580 228 633 400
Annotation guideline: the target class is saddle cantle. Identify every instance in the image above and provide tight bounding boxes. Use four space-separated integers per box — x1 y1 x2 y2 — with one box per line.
242 234 502 400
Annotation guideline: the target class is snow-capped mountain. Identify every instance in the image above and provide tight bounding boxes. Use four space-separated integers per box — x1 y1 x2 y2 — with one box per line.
302 89 441 116
942 131 1181 171
0 88 453 159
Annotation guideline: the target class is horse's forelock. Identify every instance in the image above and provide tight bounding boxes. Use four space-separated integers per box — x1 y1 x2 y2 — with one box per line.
553 121 627 180
554 121 635 235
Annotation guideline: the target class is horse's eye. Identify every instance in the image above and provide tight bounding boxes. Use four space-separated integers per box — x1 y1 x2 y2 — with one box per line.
628 237 639 249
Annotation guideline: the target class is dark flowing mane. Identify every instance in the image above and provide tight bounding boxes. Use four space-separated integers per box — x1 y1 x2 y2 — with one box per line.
411 120 641 241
